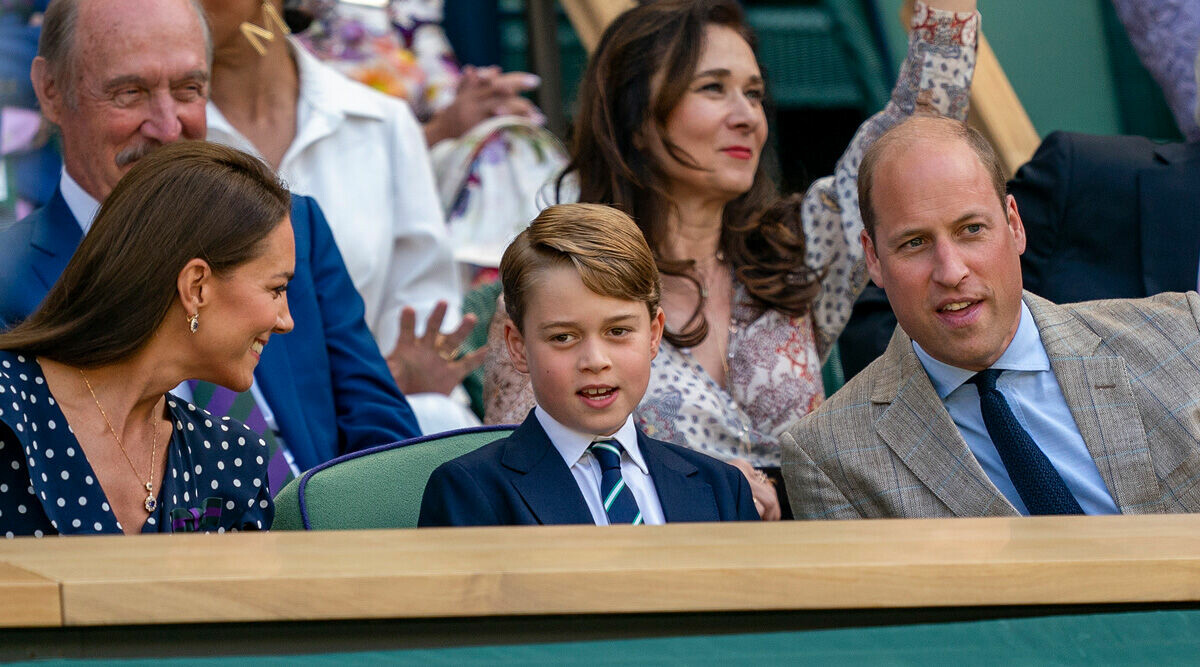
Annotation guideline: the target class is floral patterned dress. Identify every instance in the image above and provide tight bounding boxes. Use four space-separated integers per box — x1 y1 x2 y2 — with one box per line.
484 3 979 467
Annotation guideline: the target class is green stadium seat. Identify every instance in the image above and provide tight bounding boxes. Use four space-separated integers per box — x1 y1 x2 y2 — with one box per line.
273 425 515 530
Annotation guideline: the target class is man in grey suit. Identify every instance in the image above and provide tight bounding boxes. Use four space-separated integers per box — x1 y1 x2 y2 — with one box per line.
782 115 1200 519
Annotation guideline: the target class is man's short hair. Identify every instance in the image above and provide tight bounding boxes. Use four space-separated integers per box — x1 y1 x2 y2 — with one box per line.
38 0 212 108
857 115 1007 241
501 203 662 332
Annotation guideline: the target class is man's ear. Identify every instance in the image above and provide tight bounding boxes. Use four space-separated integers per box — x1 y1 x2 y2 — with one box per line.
503 320 530 374
862 229 884 287
648 307 665 360
1005 194 1027 256
30 57 66 126
177 258 213 318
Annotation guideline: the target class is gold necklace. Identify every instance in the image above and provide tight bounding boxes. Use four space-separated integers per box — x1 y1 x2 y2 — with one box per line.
79 370 161 513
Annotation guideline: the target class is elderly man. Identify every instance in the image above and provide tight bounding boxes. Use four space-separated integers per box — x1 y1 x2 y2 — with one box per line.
782 115 1200 519
0 0 420 483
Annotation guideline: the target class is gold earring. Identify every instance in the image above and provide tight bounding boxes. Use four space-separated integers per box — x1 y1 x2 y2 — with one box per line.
188 313 199 334
240 2 291 57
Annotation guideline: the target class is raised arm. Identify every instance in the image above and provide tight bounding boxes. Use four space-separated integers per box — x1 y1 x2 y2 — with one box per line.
805 0 980 360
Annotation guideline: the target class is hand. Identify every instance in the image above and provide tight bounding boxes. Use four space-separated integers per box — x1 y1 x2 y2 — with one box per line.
386 301 487 396
423 65 545 145
728 458 782 521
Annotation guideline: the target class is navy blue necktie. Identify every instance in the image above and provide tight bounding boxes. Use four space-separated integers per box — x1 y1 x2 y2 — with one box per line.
588 440 644 525
969 369 1083 515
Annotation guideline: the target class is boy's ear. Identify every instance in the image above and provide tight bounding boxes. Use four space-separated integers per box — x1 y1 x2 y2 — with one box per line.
648 307 665 360
503 319 530 374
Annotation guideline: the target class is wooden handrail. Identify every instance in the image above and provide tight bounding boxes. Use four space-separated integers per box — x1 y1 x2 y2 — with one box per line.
559 0 634 53
968 33 1041 178
2 515 1199 628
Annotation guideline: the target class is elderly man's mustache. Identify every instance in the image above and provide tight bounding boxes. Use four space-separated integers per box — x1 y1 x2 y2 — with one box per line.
115 141 163 169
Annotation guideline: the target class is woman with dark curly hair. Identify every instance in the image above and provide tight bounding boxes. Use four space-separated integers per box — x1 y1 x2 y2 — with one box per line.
486 0 980 518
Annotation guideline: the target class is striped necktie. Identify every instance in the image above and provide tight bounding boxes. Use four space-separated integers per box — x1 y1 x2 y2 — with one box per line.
588 440 644 525
188 380 297 495
969 369 1083 515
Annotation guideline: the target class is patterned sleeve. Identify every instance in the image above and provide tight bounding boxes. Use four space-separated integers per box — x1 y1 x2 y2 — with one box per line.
804 2 978 360
1111 0 1200 142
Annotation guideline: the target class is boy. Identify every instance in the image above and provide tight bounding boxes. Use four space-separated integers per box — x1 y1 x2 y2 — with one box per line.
418 204 758 526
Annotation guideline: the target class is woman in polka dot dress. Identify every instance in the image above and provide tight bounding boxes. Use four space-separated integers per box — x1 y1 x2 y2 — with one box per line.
484 0 979 519
0 142 293 537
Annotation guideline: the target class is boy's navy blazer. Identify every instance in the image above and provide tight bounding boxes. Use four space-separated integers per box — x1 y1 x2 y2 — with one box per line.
418 411 760 526
0 189 419 471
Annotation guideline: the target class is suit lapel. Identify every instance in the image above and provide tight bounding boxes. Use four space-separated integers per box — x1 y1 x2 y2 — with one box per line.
1025 294 1165 514
503 416 595 525
30 189 83 291
872 329 1017 517
640 434 718 522
1138 144 1200 295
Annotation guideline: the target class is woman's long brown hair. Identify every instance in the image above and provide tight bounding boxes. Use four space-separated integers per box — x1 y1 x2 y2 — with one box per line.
558 0 823 347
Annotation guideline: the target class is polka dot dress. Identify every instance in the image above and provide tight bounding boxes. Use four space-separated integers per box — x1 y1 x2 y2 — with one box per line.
0 350 273 537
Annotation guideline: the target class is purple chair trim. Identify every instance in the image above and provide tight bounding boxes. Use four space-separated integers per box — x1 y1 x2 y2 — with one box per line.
296 424 518 530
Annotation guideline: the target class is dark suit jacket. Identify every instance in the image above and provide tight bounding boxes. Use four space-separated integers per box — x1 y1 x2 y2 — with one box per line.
418 411 759 526
0 188 419 471
839 131 1200 379
1011 131 1200 302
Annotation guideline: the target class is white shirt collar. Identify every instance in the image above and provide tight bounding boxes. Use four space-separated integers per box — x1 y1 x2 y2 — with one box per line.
534 406 648 475
290 38 389 122
59 168 101 233
913 299 1051 399
206 38 389 168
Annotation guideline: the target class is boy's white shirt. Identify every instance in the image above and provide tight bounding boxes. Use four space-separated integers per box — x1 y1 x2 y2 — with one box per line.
534 406 666 525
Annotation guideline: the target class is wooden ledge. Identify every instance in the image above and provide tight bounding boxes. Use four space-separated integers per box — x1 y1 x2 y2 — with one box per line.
0 562 61 627
0 515 1197 627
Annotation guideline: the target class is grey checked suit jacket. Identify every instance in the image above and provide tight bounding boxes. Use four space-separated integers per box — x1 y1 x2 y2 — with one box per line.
782 291 1200 519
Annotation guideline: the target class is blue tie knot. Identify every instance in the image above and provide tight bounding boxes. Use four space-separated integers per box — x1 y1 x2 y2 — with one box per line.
589 440 624 471
969 368 1004 393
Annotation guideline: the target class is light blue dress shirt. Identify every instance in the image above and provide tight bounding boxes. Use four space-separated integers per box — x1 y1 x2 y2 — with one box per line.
912 302 1119 515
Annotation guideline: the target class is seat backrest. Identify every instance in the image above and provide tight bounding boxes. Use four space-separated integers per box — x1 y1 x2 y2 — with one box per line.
273 425 515 530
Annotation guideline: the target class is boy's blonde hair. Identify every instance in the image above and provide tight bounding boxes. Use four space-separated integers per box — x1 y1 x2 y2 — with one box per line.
501 203 661 332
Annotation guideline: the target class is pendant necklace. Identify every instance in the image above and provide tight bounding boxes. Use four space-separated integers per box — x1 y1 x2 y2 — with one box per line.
79 370 161 513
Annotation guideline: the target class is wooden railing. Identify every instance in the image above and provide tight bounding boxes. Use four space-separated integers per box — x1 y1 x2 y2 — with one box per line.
2 515 1199 629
